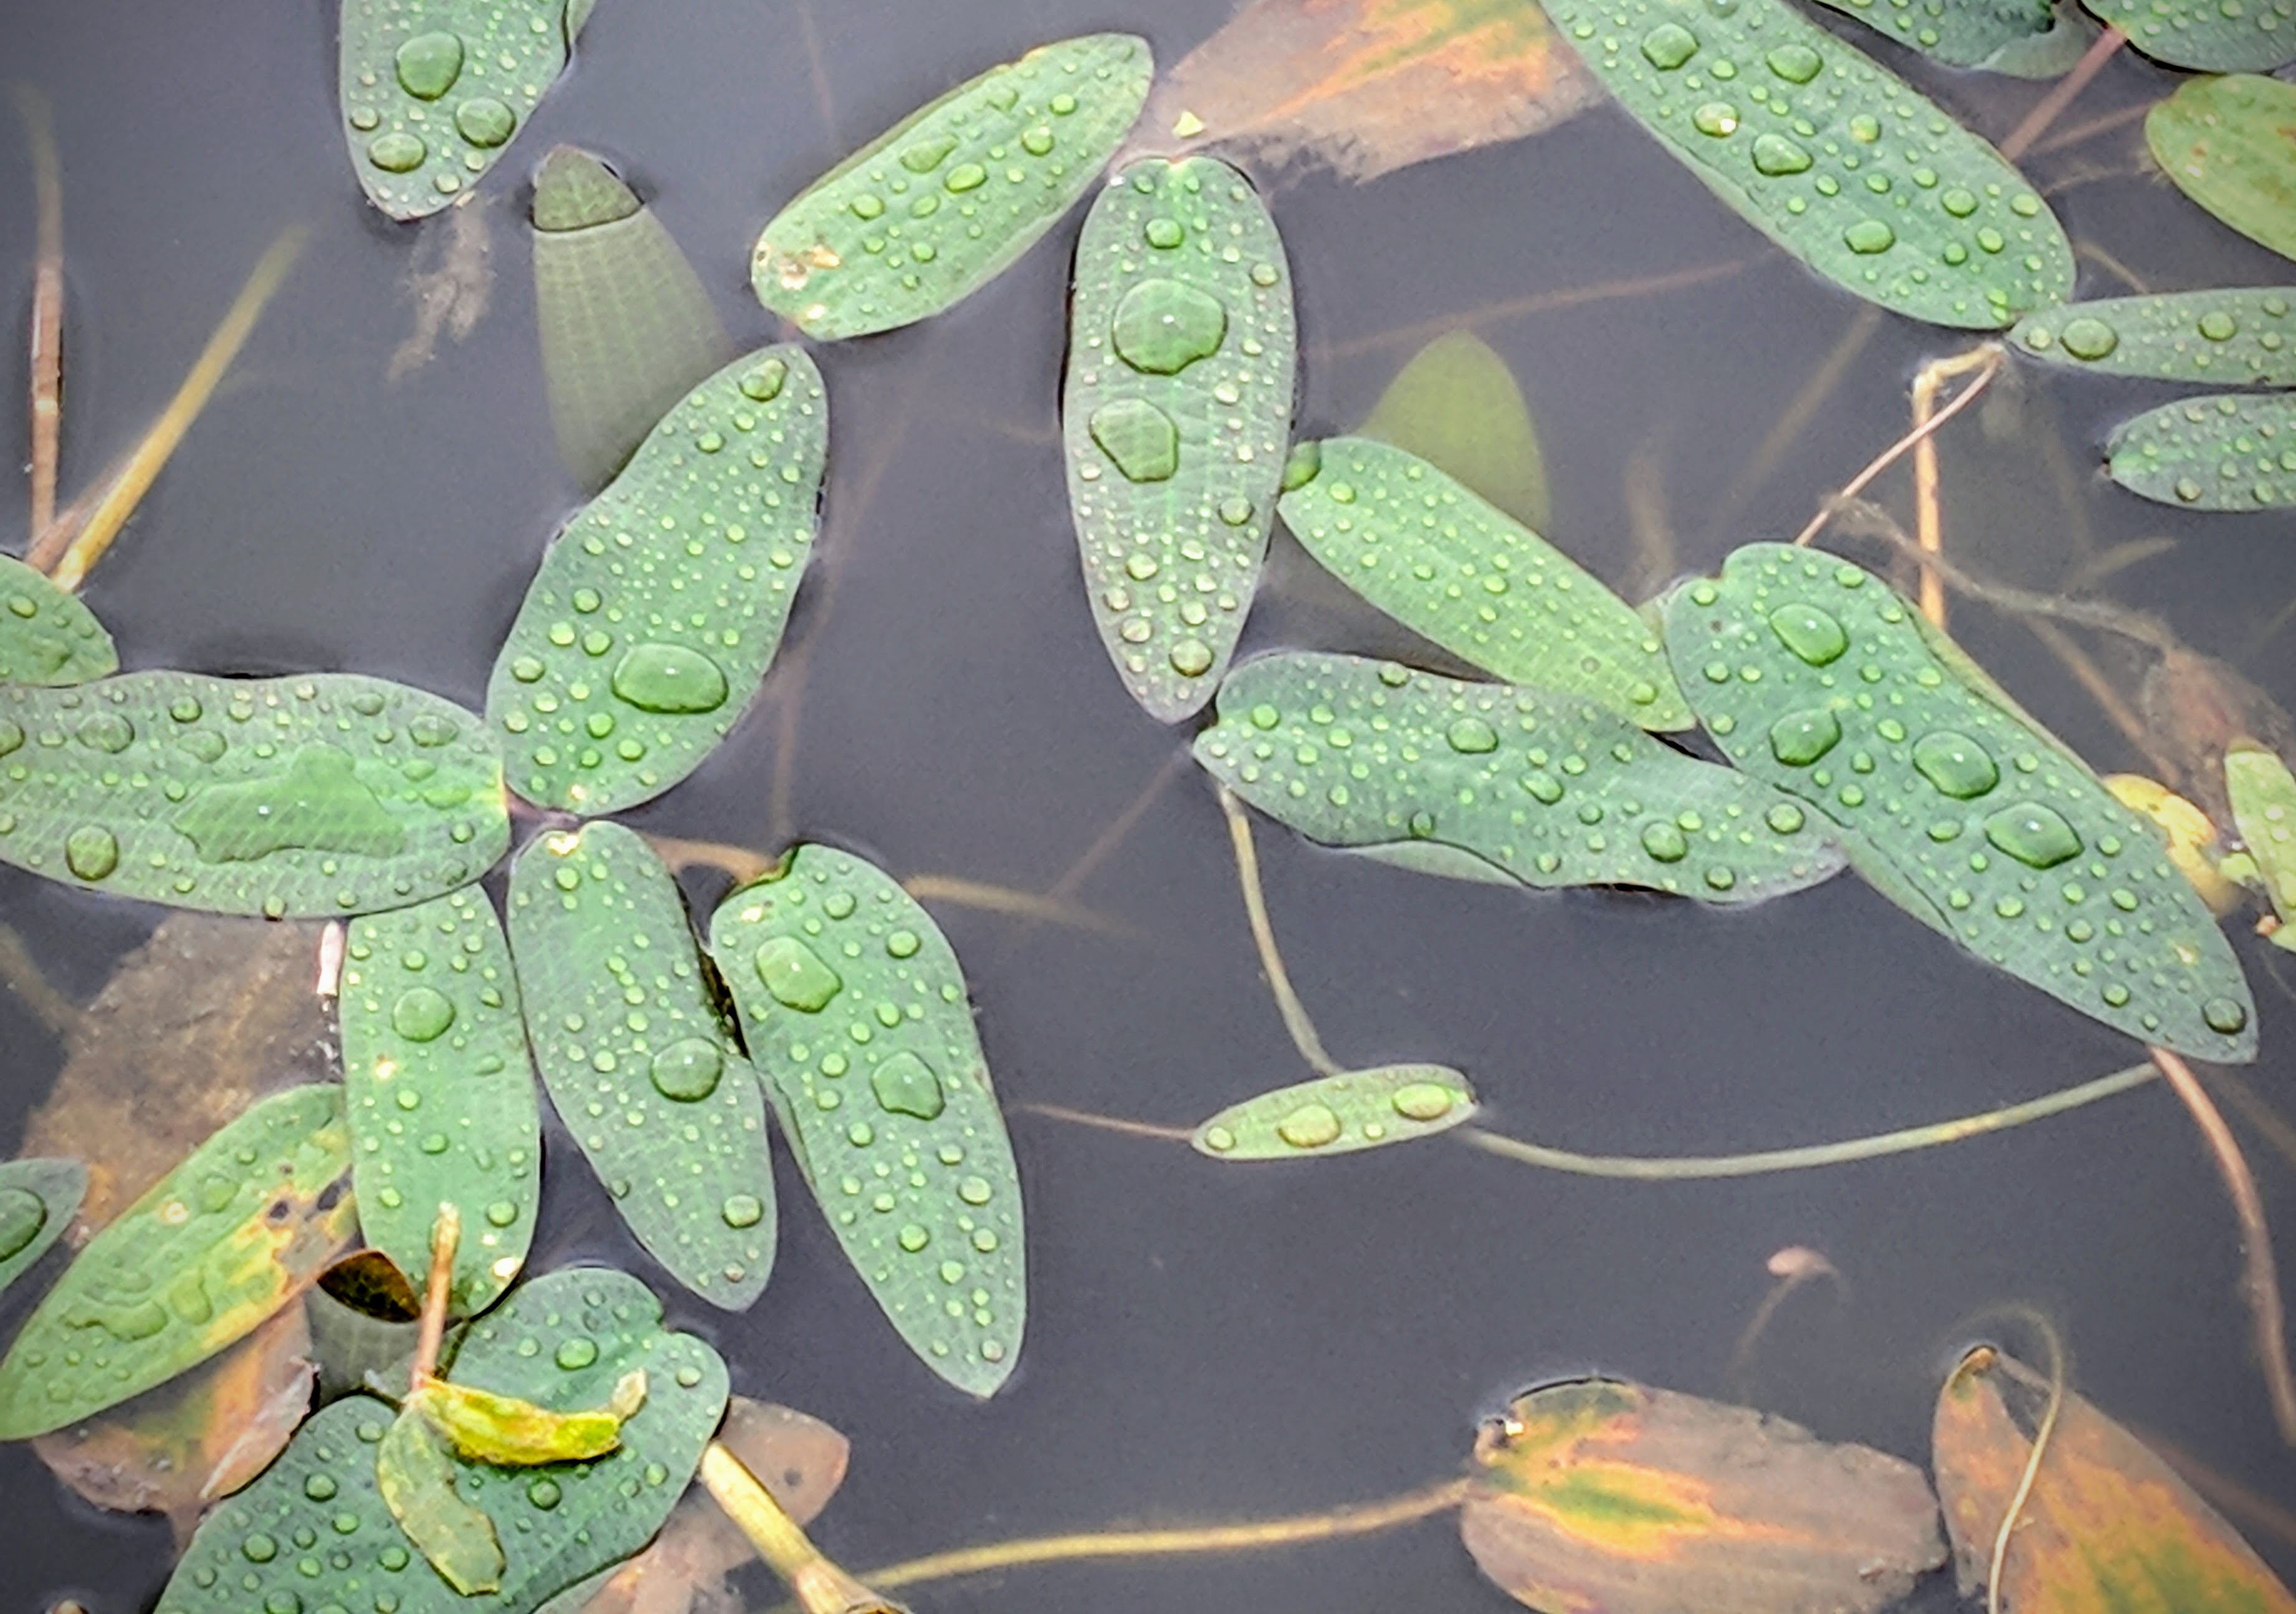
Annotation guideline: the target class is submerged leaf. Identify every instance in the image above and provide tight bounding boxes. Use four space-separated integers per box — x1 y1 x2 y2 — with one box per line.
0 672 507 917
531 146 733 490
380 1406 507 1593
2148 74 2296 266
710 845 1026 1397
1193 1064 1478 1159
1543 0 2072 327
1357 329 1551 533
1662 543 2257 1061
752 34 1152 339
2226 744 2296 949
487 345 827 814
2085 0 2296 69
2107 393 2296 512
0 1156 83 1304
1065 155 1296 722
1460 1378 1945 1614
2012 288 2296 386
1194 651 1846 904
507 823 776 1309
1279 437 1688 728
1808 0 2089 75
1932 1347 2296 1612
0 1085 354 1440
0 553 115 685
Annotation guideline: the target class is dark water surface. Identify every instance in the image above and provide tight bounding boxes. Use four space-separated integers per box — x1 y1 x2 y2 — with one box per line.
4 1 2295 1608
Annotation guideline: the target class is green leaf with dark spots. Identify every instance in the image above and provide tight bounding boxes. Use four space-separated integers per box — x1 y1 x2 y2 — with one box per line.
508 823 777 1309
1357 329 1551 533
2085 0 2296 69
1662 542 2257 1061
2107 393 2296 512
2013 288 2296 386
0 1157 85 1304
1809 0 2089 75
2148 75 2296 266
1193 1065 1478 1159
0 555 115 686
709 845 1026 1397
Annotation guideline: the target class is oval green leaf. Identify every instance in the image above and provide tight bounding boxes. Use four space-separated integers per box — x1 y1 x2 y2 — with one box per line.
1194 651 1847 904
1065 155 1296 722
1543 0 2072 327
2107 392 2296 512
753 33 1153 339
2013 287 2296 386
0 1085 353 1440
341 887 540 1315
508 822 778 1309
1193 1064 1479 1160
0 1156 85 1304
1662 542 2257 1061
2226 743 2296 950
2085 0 2296 69
708 845 1025 1397
0 672 507 917
1357 328 1551 533
2148 74 2296 265
1279 437 1690 728
487 344 827 814
1811 0 2090 75
0 554 116 686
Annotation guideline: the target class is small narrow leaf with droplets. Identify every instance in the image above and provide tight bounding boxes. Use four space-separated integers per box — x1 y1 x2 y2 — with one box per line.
0 554 115 685
708 845 1026 1396
2225 744 2296 951
2084 0 2296 69
1194 1065 1478 1160
0 1157 84 1304
2012 288 2296 386
1064 155 1296 721
1808 0 2090 75
2107 393 2296 512
2147 75 2296 267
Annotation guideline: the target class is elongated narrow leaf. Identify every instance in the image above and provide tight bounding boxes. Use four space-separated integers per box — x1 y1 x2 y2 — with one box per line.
532 147 733 491
1358 330 1551 532
2226 743 2296 950
0 554 115 685
1194 1064 1477 1159
0 672 507 917
488 345 827 814
1808 0 2090 75
508 823 777 1309
752 33 1153 338
1460 1378 1945 1614
1932 1347 2296 1612
338 0 583 220
1195 652 1846 904
1662 543 2257 1060
2149 75 2296 265
1279 437 1690 728
341 887 540 1313
2085 0 2296 69
381 1406 507 1593
709 846 1025 1396
2107 392 2296 512
0 1086 353 1440
2013 288 2296 386
1065 155 1295 721
0 1157 85 1304
1543 0 2072 328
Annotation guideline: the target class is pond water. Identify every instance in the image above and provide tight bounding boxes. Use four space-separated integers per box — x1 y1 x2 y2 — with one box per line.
4 0 2294 1609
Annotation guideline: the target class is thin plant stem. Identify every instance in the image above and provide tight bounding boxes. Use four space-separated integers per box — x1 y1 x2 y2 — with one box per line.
411 1203 460 1387
1791 345 2002 549
1725 1247 1843 1394
1988 1316 2067 1614
1217 785 1341 1077
2027 99 2150 160
900 873 1138 938
2202 1066 2296 1178
1017 1101 1193 1144
1047 750 1186 905
789 0 841 146
2022 616 2151 755
2150 1046 2296 1446
1909 346 2002 629
704 1443 905 1614
1999 26 2128 162
12 85 65 541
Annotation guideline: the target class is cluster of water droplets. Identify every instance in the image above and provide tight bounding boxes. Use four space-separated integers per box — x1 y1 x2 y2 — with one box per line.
0 561 113 685
1195 1066 1477 1158
2109 391 2296 511
2016 289 2295 384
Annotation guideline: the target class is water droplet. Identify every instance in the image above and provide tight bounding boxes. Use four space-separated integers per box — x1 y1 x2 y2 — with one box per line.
1217 496 1254 528
1692 102 1740 136
1940 187 1978 218
886 929 922 958
1912 730 1998 798
755 937 843 1011
1640 821 1690 862
1391 1082 1455 1122
366 132 426 173
1282 440 1322 491
1751 133 1813 175
1765 801 1805 835
1768 603 1848 665
897 1223 931 1253
2204 997 2249 1035
722 1194 765 1228
2198 310 2237 342
485 1200 518 1228
1169 638 1214 677
1277 1103 1342 1149
958 1175 993 1205
394 32 465 100
1202 1125 1237 1152
871 1051 945 1120
650 1038 725 1101
1768 708 1841 766
1446 715 1499 753
2060 317 2118 360
1021 125 1054 156
243 1533 280 1563
1143 217 1185 249
1088 398 1180 482
78 714 132 753
303 1474 338 1502
611 642 729 714
900 135 957 173
391 986 455 1043
64 825 118 881
555 1337 598 1370
454 97 514 148
1110 278 1227 374
741 358 788 401
1765 42 1822 81
528 1477 563 1509
1982 803 2082 869
1641 21 1700 66
0 1188 47 1261
1844 219 1896 255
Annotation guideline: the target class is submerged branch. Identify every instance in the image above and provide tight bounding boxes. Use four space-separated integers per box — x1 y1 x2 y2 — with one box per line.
703 1442 906 1614
1791 345 2002 550
1218 785 1341 1078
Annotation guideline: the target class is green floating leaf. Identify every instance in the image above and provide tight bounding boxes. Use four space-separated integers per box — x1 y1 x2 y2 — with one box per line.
1065 155 1296 722
709 845 1026 1396
1543 0 2072 328
0 1157 85 1305
2013 287 2296 386
2148 75 2296 266
753 32 1153 339
380 1406 507 1595
2226 743 2296 951
487 344 827 815
1357 329 1551 533
0 555 116 686
532 146 734 492
0 672 507 918
1279 437 1690 730
2085 0 2296 69
340 887 540 1314
0 1086 353 1440
2107 392 2296 512
1662 543 2257 1061
507 822 778 1309
1194 651 1847 905
1808 0 2090 75
1193 1064 1478 1159
338 0 583 221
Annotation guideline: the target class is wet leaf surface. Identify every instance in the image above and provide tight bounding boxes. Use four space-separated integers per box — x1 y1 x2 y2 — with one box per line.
0 553 115 686
380 1403 508 1593
1193 1064 1478 1159
2148 74 2296 266
2107 393 2296 512
2013 288 2296 386
2086 0 2296 69
1357 328 1551 533
0 1156 83 1304
2226 743 2296 949
1811 0 2089 74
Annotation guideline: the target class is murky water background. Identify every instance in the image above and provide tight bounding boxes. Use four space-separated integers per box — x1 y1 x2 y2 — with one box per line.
3 1 2294 1608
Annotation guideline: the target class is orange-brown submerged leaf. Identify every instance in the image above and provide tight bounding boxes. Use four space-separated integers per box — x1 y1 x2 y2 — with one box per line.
1459 1378 1945 1614
1138 0 1598 182
1932 1347 2296 1613
411 1368 644 1466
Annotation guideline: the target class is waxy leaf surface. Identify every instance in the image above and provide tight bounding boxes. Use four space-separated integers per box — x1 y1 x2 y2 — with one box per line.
341 887 540 1313
1809 0 2089 74
1065 155 1295 721
2013 287 2296 386
0 1085 354 1440
1460 1378 1945 1614
0 553 116 685
753 33 1152 338
2148 75 2296 265
1358 329 1551 532
508 822 776 1309
1543 0 2072 327
710 845 1026 1396
488 345 827 814
2107 392 2296 512
1662 542 2257 1060
2085 0 2296 68
1194 652 1847 904
1193 1064 1477 1159
1932 1347 2296 1612
2226 743 2296 950
0 1156 85 1304
1279 437 1689 728
0 672 507 917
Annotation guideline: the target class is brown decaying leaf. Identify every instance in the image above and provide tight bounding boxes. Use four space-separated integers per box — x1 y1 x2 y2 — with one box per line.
2136 647 2296 829
1932 1347 2296 1613
1459 1378 1945 1614
1134 0 1598 183
32 1306 314 1547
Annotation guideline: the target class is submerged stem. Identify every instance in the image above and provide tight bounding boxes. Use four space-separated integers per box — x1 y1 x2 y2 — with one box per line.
12 84 65 542
1988 1315 2067 1614
1791 345 2002 550
1908 346 2001 630
1999 26 2128 162
702 1442 907 1614
1218 786 1342 1078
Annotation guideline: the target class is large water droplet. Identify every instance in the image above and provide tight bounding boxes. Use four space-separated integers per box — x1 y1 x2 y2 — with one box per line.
1768 708 1841 766
1641 21 1700 66
1982 802 2082 869
1276 1103 1341 1148
2204 997 2249 1035
1912 730 1998 798
755 937 842 1011
394 32 465 100
1765 42 1822 81
1446 716 1500 754
2060 317 2119 360
1770 603 1848 665
64 825 118 881
1088 398 1179 482
1751 133 1813 176
722 1194 765 1228
611 642 729 714
391 986 456 1043
1844 219 1897 255
0 1187 47 1261
1110 279 1227 375
1640 821 1690 862
454 97 515 148
1391 1082 1455 1122
555 1337 598 1370
366 132 427 173
649 1038 725 1101
870 1051 945 1120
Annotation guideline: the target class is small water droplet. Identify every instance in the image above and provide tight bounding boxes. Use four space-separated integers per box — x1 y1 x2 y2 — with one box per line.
1765 42 1822 82
2204 997 2249 1035
897 1223 931 1253
650 1038 725 1101
2060 317 2118 360
1769 603 1849 665
1446 716 1499 753
528 1476 563 1509
64 825 118 881
722 1193 766 1229
1143 217 1184 249
555 1337 598 1370
1391 1082 1455 1122
1768 708 1841 766
1692 102 1740 136
1169 638 1214 677
1844 219 1896 255
366 132 426 173
1641 22 1700 67
454 97 514 148
1640 821 1690 862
